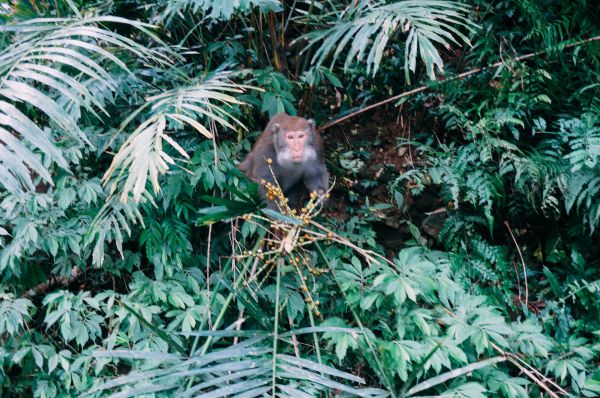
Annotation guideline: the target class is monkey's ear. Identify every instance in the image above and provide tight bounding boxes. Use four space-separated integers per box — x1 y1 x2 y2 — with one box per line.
307 119 316 131
271 123 281 134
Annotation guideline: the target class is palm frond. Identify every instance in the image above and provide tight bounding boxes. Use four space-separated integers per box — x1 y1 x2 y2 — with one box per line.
159 0 282 23
86 330 387 397
564 170 600 233
0 16 169 194
85 195 147 266
562 114 600 172
301 0 476 78
102 71 253 203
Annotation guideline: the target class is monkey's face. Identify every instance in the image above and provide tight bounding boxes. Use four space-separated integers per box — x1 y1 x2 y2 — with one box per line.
285 130 309 162
273 119 317 167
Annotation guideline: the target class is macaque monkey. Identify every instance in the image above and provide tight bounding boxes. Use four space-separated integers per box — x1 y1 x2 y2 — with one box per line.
239 113 329 209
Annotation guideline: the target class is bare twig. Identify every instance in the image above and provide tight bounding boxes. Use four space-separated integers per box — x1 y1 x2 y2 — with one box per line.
205 121 219 329
507 350 569 395
319 35 600 132
511 252 523 305
308 220 396 269
289 316 300 358
504 221 528 309
491 343 567 397
441 307 566 397
206 223 213 329
506 356 559 398
22 267 82 298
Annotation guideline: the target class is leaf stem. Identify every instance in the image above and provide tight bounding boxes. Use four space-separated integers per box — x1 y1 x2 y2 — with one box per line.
307 306 322 364
186 232 266 391
271 257 283 397
405 356 506 396
319 35 600 132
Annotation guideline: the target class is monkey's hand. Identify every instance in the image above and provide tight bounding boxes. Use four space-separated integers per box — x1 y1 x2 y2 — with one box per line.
304 165 329 198
259 179 286 211
309 190 329 208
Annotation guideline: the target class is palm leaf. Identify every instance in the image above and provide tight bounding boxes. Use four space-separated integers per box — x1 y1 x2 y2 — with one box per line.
84 194 146 266
102 71 254 203
300 0 477 79
158 0 283 24
85 329 387 398
0 16 169 194
196 183 264 225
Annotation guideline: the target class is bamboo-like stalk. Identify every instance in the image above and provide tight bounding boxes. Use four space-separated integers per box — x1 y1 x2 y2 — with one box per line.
268 11 282 71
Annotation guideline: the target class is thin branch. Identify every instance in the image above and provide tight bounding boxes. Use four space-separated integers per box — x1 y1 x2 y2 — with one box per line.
22 267 82 298
319 35 600 132
504 221 528 309
507 351 569 395
282 0 297 40
506 357 559 398
441 307 567 397
288 316 300 358
491 343 569 398
205 121 219 329
206 223 213 328
268 11 282 71
511 255 523 304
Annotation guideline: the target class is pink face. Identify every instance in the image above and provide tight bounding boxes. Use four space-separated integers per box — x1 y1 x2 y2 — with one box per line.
285 130 309 162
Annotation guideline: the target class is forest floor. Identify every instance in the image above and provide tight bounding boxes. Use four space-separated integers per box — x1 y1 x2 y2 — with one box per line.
322 107 446 252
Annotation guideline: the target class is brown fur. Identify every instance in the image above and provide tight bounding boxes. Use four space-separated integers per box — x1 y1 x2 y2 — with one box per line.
240 113 324 177
239 113 328 208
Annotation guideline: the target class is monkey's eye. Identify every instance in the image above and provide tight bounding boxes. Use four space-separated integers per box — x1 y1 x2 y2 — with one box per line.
298 133 305 139
287 134 295 140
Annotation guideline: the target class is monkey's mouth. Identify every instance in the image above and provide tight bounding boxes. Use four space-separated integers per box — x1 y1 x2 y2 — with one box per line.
291 154 304 162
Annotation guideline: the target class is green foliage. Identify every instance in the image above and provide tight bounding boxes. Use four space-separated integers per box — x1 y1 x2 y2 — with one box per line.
102 70 251 203
1 0 600 397
247 67 298 116
86 341 384 397
303 0 476 78
0 290 32 336
0 15 167 195
43 290 104 348
322 245 565 396
159 0 282 23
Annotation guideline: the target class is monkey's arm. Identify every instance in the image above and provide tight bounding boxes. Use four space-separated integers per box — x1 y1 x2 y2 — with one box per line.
238 154 253 175
303 164 329 194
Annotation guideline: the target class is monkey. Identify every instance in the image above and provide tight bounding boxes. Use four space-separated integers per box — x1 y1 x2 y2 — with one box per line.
239 113 329 210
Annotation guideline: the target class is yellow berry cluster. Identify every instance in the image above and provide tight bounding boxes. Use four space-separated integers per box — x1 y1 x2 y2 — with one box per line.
234 246 326 317
234 176 336 318
307 267 327 276
289 255 311 266
262 180 285 204
236 248 265 261
304 294 322 317
310 191 331 201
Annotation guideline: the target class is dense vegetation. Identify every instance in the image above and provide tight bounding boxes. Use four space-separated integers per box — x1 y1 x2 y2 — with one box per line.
1 0 599 396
